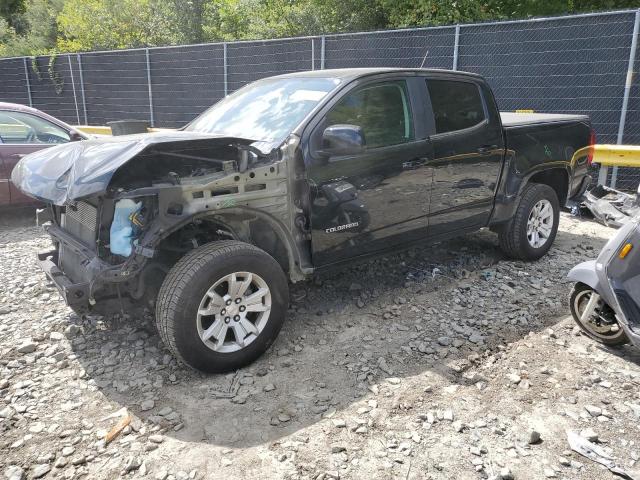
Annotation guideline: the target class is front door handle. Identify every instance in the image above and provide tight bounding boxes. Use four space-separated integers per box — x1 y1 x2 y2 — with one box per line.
477 145 498 155
10 153 25 159
402 157 428 170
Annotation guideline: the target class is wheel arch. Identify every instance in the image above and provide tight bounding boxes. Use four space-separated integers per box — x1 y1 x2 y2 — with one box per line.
527 166 569 207
490 162 570 227
151 207 309 282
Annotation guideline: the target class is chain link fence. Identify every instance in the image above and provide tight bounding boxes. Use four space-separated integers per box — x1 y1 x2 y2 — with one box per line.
0 9 639 188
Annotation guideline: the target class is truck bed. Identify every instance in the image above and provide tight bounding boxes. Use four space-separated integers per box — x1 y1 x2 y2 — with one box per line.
501 112 590 128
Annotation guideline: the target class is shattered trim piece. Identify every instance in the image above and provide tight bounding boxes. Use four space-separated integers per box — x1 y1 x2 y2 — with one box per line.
581 185 640 228
567 430 638 480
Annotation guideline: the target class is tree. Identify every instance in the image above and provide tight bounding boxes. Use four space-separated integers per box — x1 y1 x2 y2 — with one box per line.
0 0 64 56
0 18 17 56
167 0 208 44
0 0 25 33
379 0 496 28
492 0 639 18
1 0 638 57
201 0 385 41
248 0 386 37
57 0 182 51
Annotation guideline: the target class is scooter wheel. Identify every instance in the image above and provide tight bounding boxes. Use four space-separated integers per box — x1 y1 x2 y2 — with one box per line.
569 283 628 346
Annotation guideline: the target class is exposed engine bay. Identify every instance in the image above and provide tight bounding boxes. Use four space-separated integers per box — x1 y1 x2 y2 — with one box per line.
108 138 269 192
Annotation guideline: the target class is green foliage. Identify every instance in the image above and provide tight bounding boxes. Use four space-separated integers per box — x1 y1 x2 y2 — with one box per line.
380 0 496 28
30 56 42 80
492 0 640 18
167 0 208 44
56 0 182 51
47 53 64 94
201 0 385 41
244 0 386 38
2 0 64 56
0 0 638 57
0 18 15 56
0 0 25 32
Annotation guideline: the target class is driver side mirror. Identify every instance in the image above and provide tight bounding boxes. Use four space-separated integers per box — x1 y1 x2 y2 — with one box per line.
69 130 84 142
321 124 365 157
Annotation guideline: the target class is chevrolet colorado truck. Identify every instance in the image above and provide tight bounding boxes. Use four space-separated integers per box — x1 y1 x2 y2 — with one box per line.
12 68 594 372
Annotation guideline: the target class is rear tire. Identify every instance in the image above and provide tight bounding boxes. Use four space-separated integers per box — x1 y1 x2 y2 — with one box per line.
156 240 289 373
569 283 628 346
499 183 559 260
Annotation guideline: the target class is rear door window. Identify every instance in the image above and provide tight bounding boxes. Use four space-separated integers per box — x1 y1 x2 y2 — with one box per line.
426 79 486 134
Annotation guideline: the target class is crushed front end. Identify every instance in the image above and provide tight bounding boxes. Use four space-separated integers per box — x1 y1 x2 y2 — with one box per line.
15 131 308 314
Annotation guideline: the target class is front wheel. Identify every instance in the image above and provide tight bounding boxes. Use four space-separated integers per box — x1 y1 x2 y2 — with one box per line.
156 241 289 373
569 283 628 345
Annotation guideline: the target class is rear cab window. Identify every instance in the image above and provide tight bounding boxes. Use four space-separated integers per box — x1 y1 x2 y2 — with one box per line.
426 79 486 134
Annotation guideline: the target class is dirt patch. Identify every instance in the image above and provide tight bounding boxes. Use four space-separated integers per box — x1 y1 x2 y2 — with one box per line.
1 212 639 480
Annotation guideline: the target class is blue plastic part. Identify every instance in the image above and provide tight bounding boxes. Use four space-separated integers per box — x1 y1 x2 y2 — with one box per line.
110 199 141 257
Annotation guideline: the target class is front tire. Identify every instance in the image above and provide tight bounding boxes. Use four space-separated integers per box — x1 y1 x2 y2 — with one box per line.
156 240 289 373
569 283 628 346
499 183 560 260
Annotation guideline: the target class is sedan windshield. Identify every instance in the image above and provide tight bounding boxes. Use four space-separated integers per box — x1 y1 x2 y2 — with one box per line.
185 77 340 142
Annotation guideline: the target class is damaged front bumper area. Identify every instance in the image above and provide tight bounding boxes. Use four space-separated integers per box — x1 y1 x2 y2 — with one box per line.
37 225 107 312
37 249 91 312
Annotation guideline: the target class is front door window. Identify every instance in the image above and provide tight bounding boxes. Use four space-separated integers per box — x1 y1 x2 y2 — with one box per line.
325 81 414 149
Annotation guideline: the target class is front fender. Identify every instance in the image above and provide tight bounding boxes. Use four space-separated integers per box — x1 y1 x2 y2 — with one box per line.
567 260 601 291
140 205 310 282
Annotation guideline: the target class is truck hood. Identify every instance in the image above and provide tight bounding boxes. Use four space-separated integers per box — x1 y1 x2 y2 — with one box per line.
11 131 264 205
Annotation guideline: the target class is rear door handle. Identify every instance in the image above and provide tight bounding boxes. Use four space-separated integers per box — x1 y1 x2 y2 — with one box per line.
10 153 25 159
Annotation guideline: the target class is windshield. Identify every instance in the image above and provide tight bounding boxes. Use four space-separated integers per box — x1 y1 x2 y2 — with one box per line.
185 77 340 142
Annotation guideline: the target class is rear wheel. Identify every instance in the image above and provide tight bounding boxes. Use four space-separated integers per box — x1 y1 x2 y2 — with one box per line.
156 240 289 373
570 283 628 345
499 183 559 260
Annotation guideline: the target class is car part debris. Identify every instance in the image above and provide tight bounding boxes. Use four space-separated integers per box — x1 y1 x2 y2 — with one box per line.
567 430 638 480
210 371 243 399
105 410 132 444
581 184 640 228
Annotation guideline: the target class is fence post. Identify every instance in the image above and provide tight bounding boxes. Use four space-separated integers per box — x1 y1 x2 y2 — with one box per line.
311 38 315 70
320 36 326 69
452 25 461 70
76 54 88 125
145 48 154 127
611 8 640 188
223 43 228 96
67 55 81 125
22 57 33 107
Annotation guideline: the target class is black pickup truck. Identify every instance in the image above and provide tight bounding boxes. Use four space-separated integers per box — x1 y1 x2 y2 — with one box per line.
12 68 594 372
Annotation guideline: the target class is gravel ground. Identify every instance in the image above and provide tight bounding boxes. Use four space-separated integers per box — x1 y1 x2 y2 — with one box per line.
1 210 640 480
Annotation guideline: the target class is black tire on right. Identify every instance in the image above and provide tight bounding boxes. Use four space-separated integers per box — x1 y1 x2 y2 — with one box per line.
156 240 289 373
498 183 560 261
